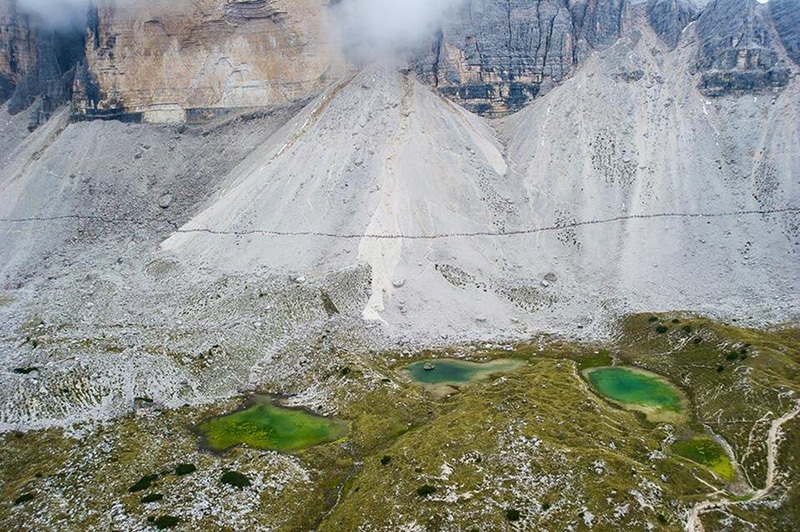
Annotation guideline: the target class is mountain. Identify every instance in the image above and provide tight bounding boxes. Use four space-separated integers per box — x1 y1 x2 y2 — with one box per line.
0 1 799 531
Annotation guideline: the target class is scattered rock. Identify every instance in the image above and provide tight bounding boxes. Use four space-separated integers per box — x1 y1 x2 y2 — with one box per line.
158 193 174 209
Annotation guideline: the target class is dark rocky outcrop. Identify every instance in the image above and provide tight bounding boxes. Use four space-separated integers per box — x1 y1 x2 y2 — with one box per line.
646 0 699 49
770 0 800 66
695 0 792 97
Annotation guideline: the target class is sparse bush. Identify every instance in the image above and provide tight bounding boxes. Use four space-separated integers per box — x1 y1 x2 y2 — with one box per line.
671 318 680 324
657 513 668 524
380 455 391 466
725 352 739 362
416 484 436 497
541 501 551 511
221 471 251 489
716 364 725 373
648 316 659 323
129 474 159 493
153 515 180 529
506 508 521 521
141 493 163 504
656 325 669 334
174 463 196 476
682 325 693 334
14 492 34 505
693 337 703 344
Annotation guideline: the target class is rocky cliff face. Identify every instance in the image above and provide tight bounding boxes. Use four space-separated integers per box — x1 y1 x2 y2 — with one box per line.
2 0 797 123
695 0 792 97
412 0 707 117
645 0 699 50
0 1 84 129
0 1 34 103
413 0 628 117
74 0 345 123
770 0 800 66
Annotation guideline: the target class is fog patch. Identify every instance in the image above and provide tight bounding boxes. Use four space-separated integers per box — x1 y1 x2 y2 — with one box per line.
331 0 465 63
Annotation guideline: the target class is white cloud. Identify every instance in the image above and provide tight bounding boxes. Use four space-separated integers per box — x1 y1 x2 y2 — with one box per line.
331 0 465 62
17 0 92 28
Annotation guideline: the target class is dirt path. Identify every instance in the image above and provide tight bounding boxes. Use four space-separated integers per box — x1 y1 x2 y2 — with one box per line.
685 401 800 532
2 207 798 240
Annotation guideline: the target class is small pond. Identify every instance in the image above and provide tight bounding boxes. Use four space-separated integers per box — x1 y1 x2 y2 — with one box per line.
197 397 348 453
404 358 525 386
583 366 684 421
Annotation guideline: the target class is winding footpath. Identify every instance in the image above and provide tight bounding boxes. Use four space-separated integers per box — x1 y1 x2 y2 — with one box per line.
685 401 800 532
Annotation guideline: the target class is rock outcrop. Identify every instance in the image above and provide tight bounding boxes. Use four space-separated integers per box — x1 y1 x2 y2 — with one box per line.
0 0 84 129
770 0 800 66
0 0 34 103
645 0 699 50
413 0 622 117
74 0 345 123
695 0 792 97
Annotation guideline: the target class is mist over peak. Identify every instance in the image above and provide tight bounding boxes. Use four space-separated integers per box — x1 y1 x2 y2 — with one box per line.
16 0 93 28
331 0 465 62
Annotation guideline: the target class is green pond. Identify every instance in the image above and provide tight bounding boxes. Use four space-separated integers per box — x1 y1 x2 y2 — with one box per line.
197 399 348 452
584 367 683 413
672 437 735 481
404 358 525 385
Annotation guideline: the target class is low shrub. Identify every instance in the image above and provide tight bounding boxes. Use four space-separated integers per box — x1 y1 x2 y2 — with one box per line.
14 493 34 505
174 463 196 476
380 455 392 466
506 508 521 521
129 474 159 493
221 471 251 489
153 515 180 529
141 493 163 504
416 484 436 497
656 325 669 334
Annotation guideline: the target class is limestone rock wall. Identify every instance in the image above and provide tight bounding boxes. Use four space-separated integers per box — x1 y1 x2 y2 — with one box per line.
75 0 346 122
645 0 699 50
695 0 792 97
770 0 800 66
414 0 594 117
0 0 35 103
0 0 84 128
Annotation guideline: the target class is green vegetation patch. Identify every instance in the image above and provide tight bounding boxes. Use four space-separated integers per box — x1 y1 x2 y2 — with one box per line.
584 366 683 420
197 399 348 452
672 437 735 481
